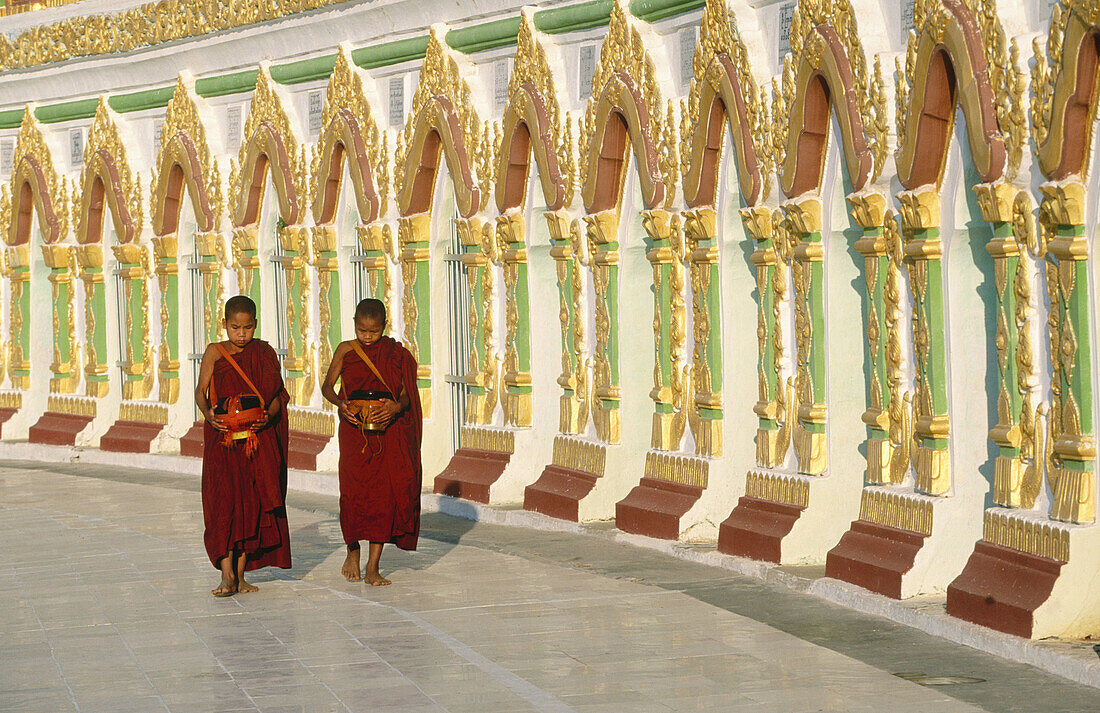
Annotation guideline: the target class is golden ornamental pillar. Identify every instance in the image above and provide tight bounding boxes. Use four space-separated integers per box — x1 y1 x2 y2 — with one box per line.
782 197 826 476
585 208 621 444
497 212 532 427
683 207 722 457
545 210 588 435
897 188 950 495
397 213 432 418
42 245 79 394
848 192 892 483
1040 181 1095 524
641 208 686 451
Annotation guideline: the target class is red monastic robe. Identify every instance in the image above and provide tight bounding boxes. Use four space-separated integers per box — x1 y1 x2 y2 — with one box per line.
338 336 423 550
201 339 292 571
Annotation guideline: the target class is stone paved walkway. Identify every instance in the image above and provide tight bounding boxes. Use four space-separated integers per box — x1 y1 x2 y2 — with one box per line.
1 461 1098 713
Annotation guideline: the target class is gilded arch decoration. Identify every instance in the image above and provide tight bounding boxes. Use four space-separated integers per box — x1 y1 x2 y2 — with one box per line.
74 99 148 399
764 0 888 475
310 46 391 374
229 64 313 403
75 99 143 247
493 13 577 428
677 0 774 457
229 66 307 230
679 0 769 209
311 47 387 228
576 0 679 444
578 1 675 216
394 28 498 419
1032 0 1100 181
495 12 574 214
3 107 74 392
772 0 886 198
1013 0 1100 525
150 76 225 403
151 76 222 237
395 29 488 220
895 0 1024 189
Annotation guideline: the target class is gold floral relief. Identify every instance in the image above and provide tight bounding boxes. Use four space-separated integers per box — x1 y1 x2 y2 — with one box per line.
0 0 357 72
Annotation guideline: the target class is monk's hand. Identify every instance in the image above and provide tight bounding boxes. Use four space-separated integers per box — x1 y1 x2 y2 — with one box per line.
337 400 356 424
376 399 400 423
250 411 272 432
204 410 228 432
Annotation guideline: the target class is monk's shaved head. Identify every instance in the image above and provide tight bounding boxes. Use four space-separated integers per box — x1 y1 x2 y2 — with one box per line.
355 298 386 323
225 295 256 321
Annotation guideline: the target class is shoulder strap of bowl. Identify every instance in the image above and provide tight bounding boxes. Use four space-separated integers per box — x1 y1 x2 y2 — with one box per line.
213 342 266 408
349 340 393 395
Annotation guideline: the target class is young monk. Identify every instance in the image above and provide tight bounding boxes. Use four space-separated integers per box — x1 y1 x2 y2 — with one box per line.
321 298 423 585
196 295 292 597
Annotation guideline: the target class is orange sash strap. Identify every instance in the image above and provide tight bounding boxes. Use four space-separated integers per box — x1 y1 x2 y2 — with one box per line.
210 343 267 457
343 341 396 456
349 340 393 395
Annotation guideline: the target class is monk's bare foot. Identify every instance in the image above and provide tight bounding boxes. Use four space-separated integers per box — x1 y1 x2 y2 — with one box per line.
237 579 259 594
342 550 361 581
364 571 391 586
211 574 237 597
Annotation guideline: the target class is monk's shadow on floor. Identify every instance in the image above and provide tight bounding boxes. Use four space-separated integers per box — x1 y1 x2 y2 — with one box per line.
272 493 477 583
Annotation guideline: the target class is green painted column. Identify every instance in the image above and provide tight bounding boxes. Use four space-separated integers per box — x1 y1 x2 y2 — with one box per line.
42 245 78 393
231 226 261 331
784 198 826 476
6 246 30 390
898 189 950 495
398 213 432 418
683 207 723 458
975 183 1029 507
642 209 685 451
497 213 532 427
277 225 311 405
741 206 792 468
585 209 620 444
316 224 345 374
848 193 893 483
152 235 180 403
546 211 587 435
77 244 109 398
112 243 152 401
196 232 224 346
456 217 495 425
1041 181 1095 524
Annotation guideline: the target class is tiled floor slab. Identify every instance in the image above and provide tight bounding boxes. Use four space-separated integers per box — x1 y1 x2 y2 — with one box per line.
1 462 1098 713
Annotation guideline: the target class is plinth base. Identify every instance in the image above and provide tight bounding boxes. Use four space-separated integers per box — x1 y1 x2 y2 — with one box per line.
615 478 704 540
433 448 512 503
28 411 94 446
287 431 331 471
826 520 929 599
0 406 19 437
717 496 805 563
946 541 1063 638
100 420 165 453
523 464 598 522
179 421 204 458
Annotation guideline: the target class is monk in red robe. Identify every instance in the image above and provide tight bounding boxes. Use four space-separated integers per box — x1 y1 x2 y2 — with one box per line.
321 298 422 585
196 295 292 597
